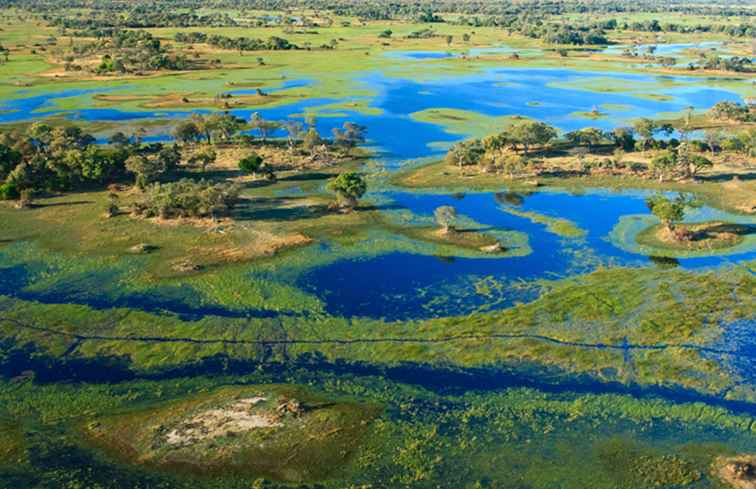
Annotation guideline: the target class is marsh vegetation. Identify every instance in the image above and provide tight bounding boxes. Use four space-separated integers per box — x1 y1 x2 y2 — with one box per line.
0 0 754 487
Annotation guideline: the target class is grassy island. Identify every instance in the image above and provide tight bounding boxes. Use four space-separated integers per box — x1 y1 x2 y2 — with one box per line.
637 221 753 253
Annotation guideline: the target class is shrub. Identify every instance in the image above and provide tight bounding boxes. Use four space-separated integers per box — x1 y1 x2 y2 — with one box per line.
131 179 241 219
0 181 19 200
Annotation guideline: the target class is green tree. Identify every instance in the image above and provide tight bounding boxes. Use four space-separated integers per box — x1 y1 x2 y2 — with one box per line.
565 127 604 152
239 152 264 176
509 121 557 155
327 172 367 209
649 150 677 182
282 120 305 151
500 152 527 178
686 154 713 177
645 193 696 235
610 127 636 151
190 148 217 173
213 113 244 143
0 181 19 200
611 148 625 169
633 118 657 152
125 154 162 190
0 144 22 180
445 140 484 168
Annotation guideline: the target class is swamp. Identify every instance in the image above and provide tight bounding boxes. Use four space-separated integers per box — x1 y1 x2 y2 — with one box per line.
0 0 754 487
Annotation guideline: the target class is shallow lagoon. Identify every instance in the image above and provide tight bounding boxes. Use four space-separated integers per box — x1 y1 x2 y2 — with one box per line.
0 67 747 161
302 189 756 320
0 65 753 322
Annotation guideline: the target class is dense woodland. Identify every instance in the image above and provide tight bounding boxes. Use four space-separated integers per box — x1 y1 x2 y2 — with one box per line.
3 0 752 45
5 0 754 18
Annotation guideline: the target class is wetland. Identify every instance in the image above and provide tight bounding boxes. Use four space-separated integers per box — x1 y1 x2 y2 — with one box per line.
0 0 755 487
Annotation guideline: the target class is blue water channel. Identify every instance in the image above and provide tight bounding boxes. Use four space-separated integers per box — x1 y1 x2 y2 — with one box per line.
0 63 752 322
300 189 756 320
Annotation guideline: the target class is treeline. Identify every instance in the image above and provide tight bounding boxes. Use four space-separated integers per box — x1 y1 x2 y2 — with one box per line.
10 0 754 21
455 16 752 43
62 30 206 73
444 112 754 182
689 54 753 73
0 123 155 201
46 10 239 29
174 32 298 51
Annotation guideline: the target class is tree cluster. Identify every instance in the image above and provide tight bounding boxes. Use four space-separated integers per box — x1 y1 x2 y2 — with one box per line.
175 32 298 52
131 178 241 219
0 123 130 200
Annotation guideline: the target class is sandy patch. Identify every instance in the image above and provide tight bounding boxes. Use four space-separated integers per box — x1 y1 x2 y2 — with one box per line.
165 397 281 447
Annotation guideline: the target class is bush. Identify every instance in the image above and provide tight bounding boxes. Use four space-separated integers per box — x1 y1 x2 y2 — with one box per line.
131 179 241 219
0 181 19 200
327 172 367 208
239 153 264 175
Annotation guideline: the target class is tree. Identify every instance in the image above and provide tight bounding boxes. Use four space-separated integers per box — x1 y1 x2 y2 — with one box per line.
687 154 713 177
249 112 280 142
158 145 181 175
282 120 304 151
303 128 323 155
645 193 696 235
190 148 217 173
434 205 457 233
445 140 484 168
132 179 240 219
509 121 557 155
482 133 510 152
191 114 214 144
327 172 366 209
737 128 756 157
649 150 677 182
213 113 244 142
499 152 527 178
0 144 22 180
708 101 751 122
611 127 636 151
125 154 162 190
0 181 19 201
239 152 264 176
634 118 657 152
109 132 131 147
611 148 625 169
332 122 366 149
703 128 723 158
565 127 604 152
378 29 393 39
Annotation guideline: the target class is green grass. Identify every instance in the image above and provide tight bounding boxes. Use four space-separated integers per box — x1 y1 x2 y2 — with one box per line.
611 216 756 258
84 384 380 482
498 207 587 238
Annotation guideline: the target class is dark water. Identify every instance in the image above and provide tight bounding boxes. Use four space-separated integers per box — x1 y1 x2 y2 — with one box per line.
301 190 756 320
